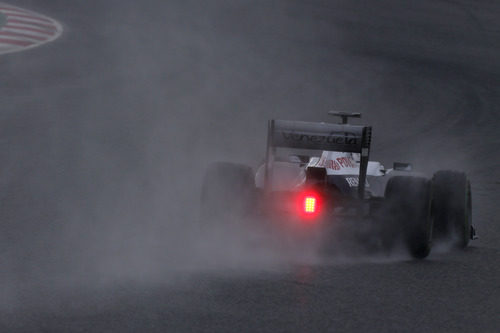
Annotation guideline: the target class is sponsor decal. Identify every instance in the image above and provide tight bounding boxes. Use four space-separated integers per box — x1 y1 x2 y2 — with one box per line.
281 131 359 146
316 156 357 170
345 177 369 188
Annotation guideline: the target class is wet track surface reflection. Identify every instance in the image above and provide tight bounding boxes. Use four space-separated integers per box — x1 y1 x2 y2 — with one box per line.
3 247 499 332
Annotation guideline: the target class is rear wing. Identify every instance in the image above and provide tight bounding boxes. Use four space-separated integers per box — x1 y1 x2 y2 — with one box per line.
265 119 372 199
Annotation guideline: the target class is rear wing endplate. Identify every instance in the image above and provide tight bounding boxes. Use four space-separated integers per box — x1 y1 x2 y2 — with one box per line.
265 119 372 199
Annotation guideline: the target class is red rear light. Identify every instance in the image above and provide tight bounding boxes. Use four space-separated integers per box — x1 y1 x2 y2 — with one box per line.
297 191 322 219
303 196 317 214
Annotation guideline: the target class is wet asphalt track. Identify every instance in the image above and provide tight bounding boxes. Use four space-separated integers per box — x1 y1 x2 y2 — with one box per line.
0 0 499 332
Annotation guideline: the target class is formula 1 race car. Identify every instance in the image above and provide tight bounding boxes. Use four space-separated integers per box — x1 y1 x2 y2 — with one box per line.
201 112 476 259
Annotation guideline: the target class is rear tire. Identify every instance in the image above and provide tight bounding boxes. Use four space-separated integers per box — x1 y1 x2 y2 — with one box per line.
385 176 433 259
200 162 256 224
432 170 472 249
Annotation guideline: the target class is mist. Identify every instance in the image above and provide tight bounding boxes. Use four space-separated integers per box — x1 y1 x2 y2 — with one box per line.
1 1 498 317
0 0 351 293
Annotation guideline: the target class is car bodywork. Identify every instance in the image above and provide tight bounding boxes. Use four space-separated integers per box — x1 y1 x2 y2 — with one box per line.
254 118 419 220
201 113 476 258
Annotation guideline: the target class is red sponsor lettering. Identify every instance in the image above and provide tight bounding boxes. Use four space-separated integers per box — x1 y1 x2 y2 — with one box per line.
317 156 355 171
336 157 355 168
321 159 340 170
